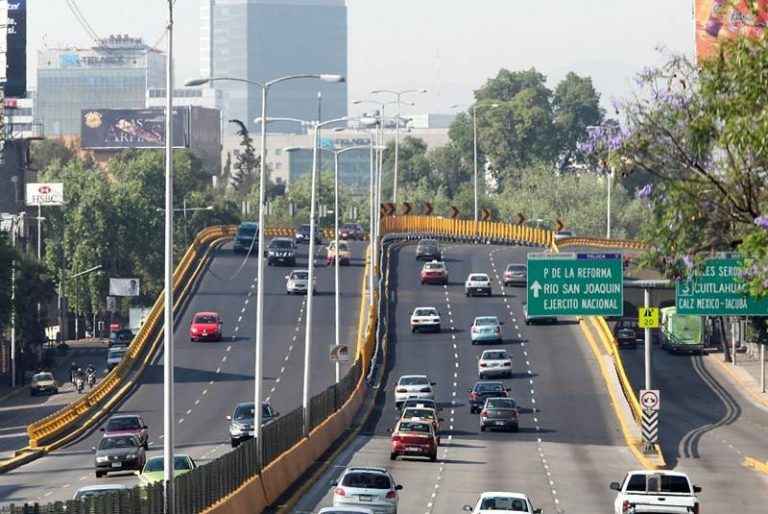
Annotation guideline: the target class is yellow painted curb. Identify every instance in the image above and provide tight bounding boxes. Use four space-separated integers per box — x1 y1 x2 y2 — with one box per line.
743 456 768 475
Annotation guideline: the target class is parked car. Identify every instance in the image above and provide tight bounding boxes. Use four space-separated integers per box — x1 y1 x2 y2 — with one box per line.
468 381 510 414
29 372 58 396
327 240 352 265
137 455 197 486
266 237 296 266
479 397 520 432
339 223 365 240
233 221 258 254
394 375 436 408
101 414 149 449
503 263 527 287
106 347 129 371
522 302 557 325
477 349 512 379
463 492 541 514
108 329 134 348
332 466 402 513
295 224 322 244
285 270 314 294
614 318 643 348
389 419 438 461
227 401 278 447
610 470 701 514
420 261 448 285
465 273 492 297
416 239 441 261
73 484 130 501
189 311 223 342
93 435 146 478
409 306 441 333
471 316 504 344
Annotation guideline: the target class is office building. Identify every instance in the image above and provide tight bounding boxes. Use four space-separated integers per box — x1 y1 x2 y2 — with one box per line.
202 0 347 134
37 35 166 137
145 88 224 110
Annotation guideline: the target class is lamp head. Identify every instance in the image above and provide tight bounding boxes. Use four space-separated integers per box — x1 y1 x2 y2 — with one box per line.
320 74 345 83
184 78 209 87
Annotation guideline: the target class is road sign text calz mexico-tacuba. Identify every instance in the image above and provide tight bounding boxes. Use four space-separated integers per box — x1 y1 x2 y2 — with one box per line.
527 253 624 317
676 258 768 316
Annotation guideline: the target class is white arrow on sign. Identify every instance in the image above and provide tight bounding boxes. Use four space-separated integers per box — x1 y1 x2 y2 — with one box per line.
530 280 542 299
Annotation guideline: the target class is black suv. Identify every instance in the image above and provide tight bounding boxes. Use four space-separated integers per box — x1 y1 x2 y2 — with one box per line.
416 239 441 261
294 224 322 245
613 318 643 348
233 222 258 254
267 238 296 266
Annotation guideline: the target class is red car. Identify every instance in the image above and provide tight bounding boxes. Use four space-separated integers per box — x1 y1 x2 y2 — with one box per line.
390 419 438 462
420 261 448 285
190 311 223 342
100 414 149 449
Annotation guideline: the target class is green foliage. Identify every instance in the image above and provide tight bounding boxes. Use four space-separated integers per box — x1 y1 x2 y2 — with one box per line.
29 139 75 171
553 72 605 159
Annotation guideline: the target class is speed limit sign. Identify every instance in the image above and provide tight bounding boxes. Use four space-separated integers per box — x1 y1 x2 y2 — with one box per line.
640 389 660 411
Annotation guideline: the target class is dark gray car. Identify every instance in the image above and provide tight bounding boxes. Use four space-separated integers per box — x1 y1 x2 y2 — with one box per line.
479 397 520 432
93 435 146 477
227 402 279 447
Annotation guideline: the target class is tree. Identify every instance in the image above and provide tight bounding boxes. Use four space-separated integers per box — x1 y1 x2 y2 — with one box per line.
229 119 260 195
380 136 431 200
29 139 75 171
553 72 604 162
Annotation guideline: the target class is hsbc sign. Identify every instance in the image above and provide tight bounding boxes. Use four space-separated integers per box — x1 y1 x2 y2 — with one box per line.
26 182 64 206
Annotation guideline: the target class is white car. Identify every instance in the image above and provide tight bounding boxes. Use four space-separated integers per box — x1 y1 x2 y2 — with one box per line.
285 270 314 294
554 229 575 241
611 470 701 514
478 349 512 379
394 375 436 408
410 307 441 333
318 507 374 514
465 273 492 297
332 466 402 514
463 492 542 513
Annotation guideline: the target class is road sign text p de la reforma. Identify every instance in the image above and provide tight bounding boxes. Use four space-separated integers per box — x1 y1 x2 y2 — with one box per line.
526 252 624 317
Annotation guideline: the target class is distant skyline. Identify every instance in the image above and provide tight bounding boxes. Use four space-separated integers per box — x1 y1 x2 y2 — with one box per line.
26 0 695 117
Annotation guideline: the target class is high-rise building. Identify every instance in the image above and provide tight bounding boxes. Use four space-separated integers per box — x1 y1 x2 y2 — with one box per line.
37 35 166 137
202 0 347 134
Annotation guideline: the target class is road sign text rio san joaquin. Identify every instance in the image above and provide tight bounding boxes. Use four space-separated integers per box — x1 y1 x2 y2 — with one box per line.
526 252 624 317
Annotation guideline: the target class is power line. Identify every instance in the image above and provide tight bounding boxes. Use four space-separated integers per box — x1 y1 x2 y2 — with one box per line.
65 0 100 43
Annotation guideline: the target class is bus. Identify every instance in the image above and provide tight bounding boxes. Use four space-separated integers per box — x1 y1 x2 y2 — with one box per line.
659 306 706 354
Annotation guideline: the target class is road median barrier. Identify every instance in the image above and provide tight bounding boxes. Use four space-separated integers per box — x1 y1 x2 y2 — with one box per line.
743 456 768 475
557 236 649 250
22 225 237 457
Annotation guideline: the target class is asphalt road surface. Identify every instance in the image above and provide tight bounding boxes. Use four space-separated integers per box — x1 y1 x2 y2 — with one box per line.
293 242 637 514
0 239 365 506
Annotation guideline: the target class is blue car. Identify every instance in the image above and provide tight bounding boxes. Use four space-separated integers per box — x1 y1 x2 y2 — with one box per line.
471 316 503 344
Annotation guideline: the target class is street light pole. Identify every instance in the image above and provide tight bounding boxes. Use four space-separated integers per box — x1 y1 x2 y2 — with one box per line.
472 106 478 224
607 169 614 240
333 150 341 384
163 1 175 511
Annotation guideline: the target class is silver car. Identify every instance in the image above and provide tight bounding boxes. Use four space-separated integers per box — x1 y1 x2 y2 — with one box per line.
286 270 314 294
332 466 402 514
227 401 278 447
477 349 512 379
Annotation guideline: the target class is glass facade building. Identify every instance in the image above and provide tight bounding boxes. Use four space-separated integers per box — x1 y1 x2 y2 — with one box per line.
202 0 348 134
37 35 166 137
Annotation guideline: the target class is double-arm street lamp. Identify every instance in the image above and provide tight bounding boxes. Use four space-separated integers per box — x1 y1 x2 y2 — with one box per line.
370 89 427 204
156 202 214 248
451 102 500 224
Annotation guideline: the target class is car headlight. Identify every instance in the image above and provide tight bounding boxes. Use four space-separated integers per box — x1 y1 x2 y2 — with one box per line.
191 327 198 333
126 453 136 459
96 456 109 463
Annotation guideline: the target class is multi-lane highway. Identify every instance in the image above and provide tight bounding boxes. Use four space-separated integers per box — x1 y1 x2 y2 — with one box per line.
293 242 639 514
0 239 365 505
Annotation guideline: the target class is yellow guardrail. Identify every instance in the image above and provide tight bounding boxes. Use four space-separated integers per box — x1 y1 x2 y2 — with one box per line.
27 225 237 448
379 215 555 247
557 236 648 250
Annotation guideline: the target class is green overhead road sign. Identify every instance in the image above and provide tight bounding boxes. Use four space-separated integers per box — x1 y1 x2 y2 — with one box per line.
526 252 624 317
676 258 768 316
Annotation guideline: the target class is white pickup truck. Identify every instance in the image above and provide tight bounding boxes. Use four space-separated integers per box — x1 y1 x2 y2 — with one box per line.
610 470 701 514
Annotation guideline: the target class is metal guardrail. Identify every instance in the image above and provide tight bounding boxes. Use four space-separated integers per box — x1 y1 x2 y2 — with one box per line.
557 236 648 250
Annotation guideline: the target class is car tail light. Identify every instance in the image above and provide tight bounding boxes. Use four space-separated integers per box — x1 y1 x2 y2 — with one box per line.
503 362 511 367
469 392 478 400
386 490 397 499
420 387 431 393
622 501 633 513
480 410 488 417
480 363 488 367
391 435 401 443
334 487 346 497
191 327 198 333
396 388 407 393
495 327 501 334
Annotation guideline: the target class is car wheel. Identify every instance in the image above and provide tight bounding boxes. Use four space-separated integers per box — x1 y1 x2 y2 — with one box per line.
231 438 239 448
95 471 104 478
435 325 441 333
411 326 416 333
480 425 486 432
390 452 397 461
430 452 437 462
512 424 519 433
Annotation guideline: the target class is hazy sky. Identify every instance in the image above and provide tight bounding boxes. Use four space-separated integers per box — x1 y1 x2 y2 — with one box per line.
28 0 695 115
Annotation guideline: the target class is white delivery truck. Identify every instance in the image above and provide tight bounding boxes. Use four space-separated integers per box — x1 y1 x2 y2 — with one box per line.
610 470 701 514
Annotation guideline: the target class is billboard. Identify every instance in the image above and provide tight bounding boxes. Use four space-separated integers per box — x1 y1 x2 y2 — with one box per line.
81 108 189 149
109 278 140 297
25 182 64 206
1 0 26 97
696 1 768 60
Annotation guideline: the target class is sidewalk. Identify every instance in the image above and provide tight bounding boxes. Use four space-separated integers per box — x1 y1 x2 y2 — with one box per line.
704 345 768 411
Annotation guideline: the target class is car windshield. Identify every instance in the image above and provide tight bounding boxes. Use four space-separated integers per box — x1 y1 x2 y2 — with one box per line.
194 315 218 324
238 226 257 237
469 274 489 281
106 417 141 431
419 240 437 247
486 398 517 409
341 472 391 489
475 318 498 326
299 225 311 233
399 376 428 386
270 240 293 248
479 497 529 511
108 348 127 359
233 404 272 420
342 224 356 230
403 408 435 420
506 264 526 272
99 436 138 450
145 456 191 473
75 488 125 500
398 421 431 433
425 263 444 270
476 383 505 393
414 308 437 316
112 330 133 340
291 271 309 280
33 373 53 381
483 351 508 360
404 399 436 409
